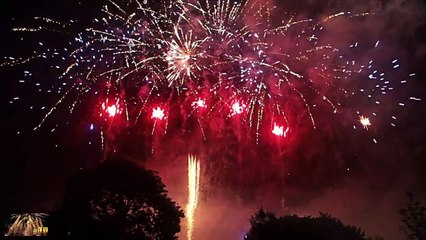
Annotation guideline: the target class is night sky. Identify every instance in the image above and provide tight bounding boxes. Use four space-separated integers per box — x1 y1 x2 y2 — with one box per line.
1 0 426 239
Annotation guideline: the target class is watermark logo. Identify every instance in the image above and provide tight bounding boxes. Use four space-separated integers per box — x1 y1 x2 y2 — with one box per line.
5 213 49 237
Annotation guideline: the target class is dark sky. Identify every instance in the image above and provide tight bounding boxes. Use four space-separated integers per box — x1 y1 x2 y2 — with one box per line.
0 0 425 239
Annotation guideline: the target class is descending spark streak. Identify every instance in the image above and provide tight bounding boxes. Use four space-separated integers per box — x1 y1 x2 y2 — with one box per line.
186 155 200 240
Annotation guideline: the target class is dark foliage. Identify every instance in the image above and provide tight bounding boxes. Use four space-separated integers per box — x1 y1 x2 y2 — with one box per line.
399 193 426 240
245 208 366 240
50 158 184 240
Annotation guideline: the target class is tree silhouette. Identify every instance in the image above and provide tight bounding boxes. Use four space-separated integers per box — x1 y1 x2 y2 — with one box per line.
399 193 426 240
51 158 183 239
245 208 365 240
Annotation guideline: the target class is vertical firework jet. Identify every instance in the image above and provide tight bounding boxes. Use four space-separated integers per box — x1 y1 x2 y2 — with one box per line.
187 155 200 240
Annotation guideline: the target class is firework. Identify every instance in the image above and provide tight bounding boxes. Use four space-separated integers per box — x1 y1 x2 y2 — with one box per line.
101 99 122 118
166 28 207 86
272 123 289 137
359 116 371 130
4 0 420 146
230 101 246 117
186 155 200 240
192 98 207 109
151 107 166 120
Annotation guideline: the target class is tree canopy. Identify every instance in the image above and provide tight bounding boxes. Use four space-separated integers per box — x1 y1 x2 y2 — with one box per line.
399 193 426 240
245 208 365 240
51 158 183 240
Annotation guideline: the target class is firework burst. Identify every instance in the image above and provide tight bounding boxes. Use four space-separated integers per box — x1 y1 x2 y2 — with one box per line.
3 0 420 148
359 115 371 130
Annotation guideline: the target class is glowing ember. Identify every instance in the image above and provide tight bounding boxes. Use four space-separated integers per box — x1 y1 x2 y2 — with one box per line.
359 116 371 130
101 100 121 118
230 101 246 116
272 123 289 137
151 107 165 120
106 105 118 117
192 98 207 109
187 155 200 240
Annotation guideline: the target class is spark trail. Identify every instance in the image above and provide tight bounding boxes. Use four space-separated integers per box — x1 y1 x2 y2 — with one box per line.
186 155 200 240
